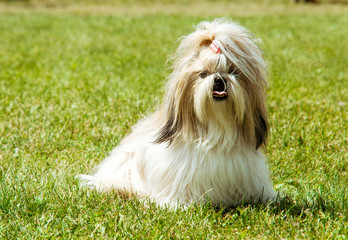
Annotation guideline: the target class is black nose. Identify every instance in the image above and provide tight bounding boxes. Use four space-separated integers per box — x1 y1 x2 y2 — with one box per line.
213 77 226 92
212 76 227 101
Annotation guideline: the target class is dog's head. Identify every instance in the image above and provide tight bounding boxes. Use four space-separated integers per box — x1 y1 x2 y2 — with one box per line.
156 19 268 149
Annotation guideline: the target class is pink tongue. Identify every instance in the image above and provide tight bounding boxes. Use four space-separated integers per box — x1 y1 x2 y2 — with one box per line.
213 91 227 97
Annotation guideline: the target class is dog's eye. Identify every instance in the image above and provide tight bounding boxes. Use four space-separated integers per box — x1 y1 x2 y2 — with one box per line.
229 68 239 75
199 71 209 78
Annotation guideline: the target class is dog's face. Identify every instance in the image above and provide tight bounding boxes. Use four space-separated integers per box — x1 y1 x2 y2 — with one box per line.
156 20 268 150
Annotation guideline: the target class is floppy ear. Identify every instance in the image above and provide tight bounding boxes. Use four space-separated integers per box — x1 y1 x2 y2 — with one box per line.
155 103 182 145
254 108 268 149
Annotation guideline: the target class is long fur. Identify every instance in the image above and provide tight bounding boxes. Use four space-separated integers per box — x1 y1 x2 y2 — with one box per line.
79 19 276 208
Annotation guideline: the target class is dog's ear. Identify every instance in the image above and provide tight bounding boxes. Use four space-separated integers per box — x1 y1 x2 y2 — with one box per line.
155 104 181 145
254 108 268 149
155 70 197 145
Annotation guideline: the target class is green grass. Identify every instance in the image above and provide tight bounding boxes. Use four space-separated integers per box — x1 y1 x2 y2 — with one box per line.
0 1 347 238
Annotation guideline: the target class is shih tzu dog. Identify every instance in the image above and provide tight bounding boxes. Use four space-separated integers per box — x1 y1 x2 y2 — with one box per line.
79 19 276 208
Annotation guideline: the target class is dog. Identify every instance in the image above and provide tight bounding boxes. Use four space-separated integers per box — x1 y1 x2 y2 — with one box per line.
79 19 277 208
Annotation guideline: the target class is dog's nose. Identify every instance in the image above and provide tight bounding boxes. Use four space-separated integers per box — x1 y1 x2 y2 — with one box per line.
212 77 227 101
213 77 226 92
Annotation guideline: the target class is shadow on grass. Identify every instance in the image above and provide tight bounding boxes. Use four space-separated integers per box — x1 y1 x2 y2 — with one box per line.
220 194 340 219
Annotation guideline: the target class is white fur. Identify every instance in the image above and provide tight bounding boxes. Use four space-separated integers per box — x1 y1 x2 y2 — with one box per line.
79 19 276 208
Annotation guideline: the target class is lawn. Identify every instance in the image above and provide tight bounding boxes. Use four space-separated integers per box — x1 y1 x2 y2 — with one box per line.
0 0 347 238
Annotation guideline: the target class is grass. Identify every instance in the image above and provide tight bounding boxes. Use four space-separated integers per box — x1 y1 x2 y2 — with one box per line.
0 1 347 238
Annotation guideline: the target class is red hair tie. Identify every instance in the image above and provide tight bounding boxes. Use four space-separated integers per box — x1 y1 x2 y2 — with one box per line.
210 40 221 54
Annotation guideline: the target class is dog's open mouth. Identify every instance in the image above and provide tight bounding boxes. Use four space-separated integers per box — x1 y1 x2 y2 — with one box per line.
213 77 228 101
